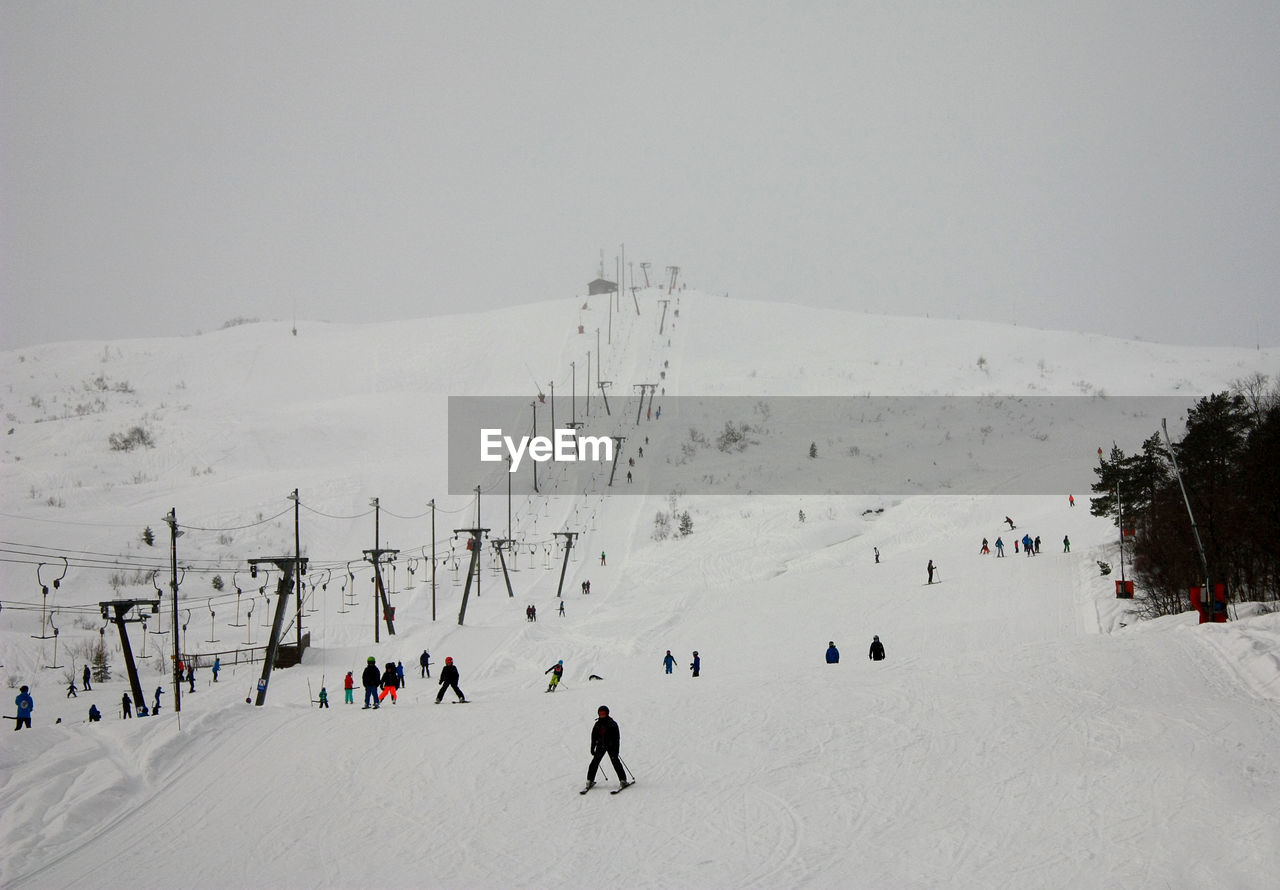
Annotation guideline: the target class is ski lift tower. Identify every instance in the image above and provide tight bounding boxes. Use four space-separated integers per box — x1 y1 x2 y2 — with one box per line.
247 555 307 706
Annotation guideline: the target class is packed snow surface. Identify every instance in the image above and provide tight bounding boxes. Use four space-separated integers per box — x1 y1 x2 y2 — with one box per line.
2 292 1278 889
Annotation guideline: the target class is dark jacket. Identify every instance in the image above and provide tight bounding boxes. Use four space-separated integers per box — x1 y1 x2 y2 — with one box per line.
381 665 399 689
825 645 839 664
439 663 460 687
591 715 620 755
869 639 886 661
361 663 381 688
15 692 34 718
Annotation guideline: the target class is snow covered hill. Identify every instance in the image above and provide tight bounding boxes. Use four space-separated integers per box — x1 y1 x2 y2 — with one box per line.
2 292 1278 889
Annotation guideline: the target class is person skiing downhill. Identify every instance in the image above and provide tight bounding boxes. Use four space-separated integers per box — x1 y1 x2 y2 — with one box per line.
995 537 1005 557
420 650 431 678
1022 534 1034 556
1063 535 1071 553
1005 516 1016 529
927 560 936 584
690 651 701 677
583 705 629 792
663 650 676 674
826 641 840 663
436 657 465 703
318 687 329 709
361 656 381 709
869 636 886 661
980 538 989 555
545 659 564 692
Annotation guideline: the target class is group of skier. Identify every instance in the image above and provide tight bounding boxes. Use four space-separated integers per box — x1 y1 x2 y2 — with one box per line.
825 638 886 663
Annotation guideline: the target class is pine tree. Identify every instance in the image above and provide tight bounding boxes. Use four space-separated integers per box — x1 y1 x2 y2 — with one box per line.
678 511 694 537
809 442 817 459
92 636 111 683
141 526 155 547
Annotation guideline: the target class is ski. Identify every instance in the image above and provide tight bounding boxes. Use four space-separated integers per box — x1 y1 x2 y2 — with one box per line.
579 783 596 795
611 780 634 795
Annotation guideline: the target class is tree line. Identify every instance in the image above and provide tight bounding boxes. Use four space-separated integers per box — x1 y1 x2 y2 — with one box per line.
1090 374 1279 618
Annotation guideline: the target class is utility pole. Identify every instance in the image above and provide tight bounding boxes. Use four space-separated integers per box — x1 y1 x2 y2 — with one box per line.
571 361 576 427
99 598 159 716
454 525 491 625
1161 418 1219 619
549 380 555 433
631 286 641 315
666 265 680 293
288 489 302 652
598 381 613 416
658 299 670 334
552 531 578 598
430 499 437 622
365 497 398 640
607 435 626 486
634 384 658 425
531 400 539 493
247 554 307 706
164 508 182 714
586 350 591 417
640 262 651 288
1117 480 1127 591
491 538 516 598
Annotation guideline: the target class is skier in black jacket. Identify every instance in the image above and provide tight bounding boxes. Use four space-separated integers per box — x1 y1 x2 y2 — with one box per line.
585 705 629 791
869 635 886 661
435 656 466 703
361 656 382 709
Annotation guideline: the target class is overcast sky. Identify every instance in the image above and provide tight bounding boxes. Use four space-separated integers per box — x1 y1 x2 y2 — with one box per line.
3 2 1278 351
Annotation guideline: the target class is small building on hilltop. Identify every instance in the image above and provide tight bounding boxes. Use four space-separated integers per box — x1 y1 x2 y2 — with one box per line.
587 277 617 296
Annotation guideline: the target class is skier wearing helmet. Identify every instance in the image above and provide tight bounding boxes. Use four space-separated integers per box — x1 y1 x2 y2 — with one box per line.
583 705 629 792
545 659 564 692
435 656 466 703
361 656 381 709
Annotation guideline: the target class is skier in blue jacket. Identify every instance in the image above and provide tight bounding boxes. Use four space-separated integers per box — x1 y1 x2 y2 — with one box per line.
15 686 34 730
826 641 840 663
662 650 676 674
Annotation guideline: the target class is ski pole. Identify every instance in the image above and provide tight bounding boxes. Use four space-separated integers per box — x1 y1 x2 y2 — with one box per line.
619 758 636 781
